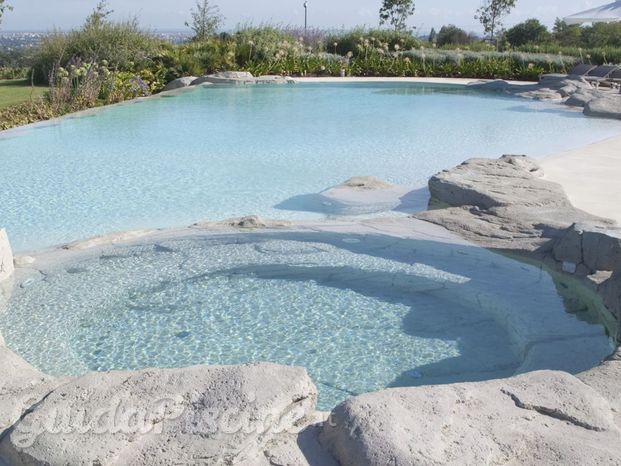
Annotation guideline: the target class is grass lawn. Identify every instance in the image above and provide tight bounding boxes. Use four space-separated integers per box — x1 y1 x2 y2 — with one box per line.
0 79 47 109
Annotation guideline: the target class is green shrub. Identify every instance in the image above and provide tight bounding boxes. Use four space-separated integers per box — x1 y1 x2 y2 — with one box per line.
325 28 420 57
31 19 162 84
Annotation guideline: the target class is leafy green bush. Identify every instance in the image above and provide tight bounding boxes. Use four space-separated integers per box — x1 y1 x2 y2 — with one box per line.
0 101 58 131
31 18 162 84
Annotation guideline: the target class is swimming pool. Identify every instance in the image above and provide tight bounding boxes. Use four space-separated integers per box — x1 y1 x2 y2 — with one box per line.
0 231 613 410
1 82 620 252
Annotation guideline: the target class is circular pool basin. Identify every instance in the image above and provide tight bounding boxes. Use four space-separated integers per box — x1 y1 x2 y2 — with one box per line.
0 232 613 410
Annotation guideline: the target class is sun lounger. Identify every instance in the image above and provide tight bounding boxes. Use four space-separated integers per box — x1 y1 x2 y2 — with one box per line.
567 64 598 76
583 65 620 87
604 68 621 89
540 63 597 83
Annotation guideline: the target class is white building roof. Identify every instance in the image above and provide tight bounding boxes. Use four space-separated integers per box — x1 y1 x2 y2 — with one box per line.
564 1 621 24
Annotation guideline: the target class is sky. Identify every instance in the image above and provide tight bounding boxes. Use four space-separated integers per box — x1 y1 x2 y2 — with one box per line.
1 0 605 34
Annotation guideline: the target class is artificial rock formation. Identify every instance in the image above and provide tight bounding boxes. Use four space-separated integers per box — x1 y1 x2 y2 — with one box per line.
0 348 64 440
584 95 621 120
468 77 621 121
0 363 320 466
0 230 13 284
320 370 621 466
417 154 621 341
417 155 611 252
190 72 293 86
162 76 198 92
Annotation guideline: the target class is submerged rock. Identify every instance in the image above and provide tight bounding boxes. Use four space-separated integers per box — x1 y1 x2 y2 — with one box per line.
232 215 267 229
339 176 395 190
320 371 621 466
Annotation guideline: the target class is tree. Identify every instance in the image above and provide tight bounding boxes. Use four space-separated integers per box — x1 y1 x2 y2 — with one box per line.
185 0 224 41
436 25 472 46
379 0 415 32
428 27 437 44
0 0 12 27
475 0 516 42
84 1 114 30
552 19 582 47
505 19 549 46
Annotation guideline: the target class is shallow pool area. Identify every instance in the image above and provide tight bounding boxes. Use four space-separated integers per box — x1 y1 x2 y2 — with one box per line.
1 82 621 252
0 231 613 410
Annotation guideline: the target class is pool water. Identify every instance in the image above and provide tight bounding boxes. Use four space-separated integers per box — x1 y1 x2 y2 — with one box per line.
0 233 613 410
1 83 620 252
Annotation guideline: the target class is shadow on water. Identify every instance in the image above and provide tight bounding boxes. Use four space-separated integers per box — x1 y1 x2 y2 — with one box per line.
273 187 430 216
164 231 613 391
212 260 521 391
505 104 585 118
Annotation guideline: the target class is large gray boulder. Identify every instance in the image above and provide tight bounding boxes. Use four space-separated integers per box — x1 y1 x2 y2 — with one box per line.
0 363 317 466
428 155 564 210
0 229 13 284
191 71 255 86
468 77 592 102
320 371 621 466
565 89 602 108
417 155 612 251
584 95 621 120
162 76 197 92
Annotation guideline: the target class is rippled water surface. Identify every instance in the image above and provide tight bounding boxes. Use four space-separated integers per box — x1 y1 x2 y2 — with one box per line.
0 233 613 409
1 83 620 251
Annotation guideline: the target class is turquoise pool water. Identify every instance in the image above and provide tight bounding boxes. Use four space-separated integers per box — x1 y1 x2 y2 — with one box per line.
0 233 613 410
1 82 620 252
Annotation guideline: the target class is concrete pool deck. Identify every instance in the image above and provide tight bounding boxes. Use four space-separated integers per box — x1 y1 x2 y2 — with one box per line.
541 134 621 225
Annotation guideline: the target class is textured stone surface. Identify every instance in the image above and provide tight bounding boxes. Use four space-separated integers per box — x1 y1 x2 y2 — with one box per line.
554 223 621 274
584 96 621 120
417 155 609 251
191 71 255 86
578 351 621 427
427 155 566 210
0 348 65 438
416 154 620 342
191 72 293 86
0 229 14 284
601 270 621 330
565 89 602 108
0 363 316 466
468 77 595 102
162 76 197 91
468 78 621 120
262 420 339 466
321 371 621 466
